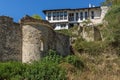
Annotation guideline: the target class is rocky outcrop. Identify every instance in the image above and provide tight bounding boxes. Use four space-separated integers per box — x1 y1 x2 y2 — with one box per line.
0 16 70 63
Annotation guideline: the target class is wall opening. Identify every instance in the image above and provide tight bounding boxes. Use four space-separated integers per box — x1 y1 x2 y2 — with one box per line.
40 40 44 51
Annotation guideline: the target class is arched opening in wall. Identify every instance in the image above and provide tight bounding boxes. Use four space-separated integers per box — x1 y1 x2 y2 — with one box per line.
40 40 44 51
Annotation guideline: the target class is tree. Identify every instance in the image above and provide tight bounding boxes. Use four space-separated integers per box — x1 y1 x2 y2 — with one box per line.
32 14 42 20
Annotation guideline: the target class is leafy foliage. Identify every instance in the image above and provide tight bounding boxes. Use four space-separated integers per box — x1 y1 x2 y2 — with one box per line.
23 61 66 80
65 55 84 70
0 50 85 80
32 14 42 20
55 29 72 37
0 62 26 80
42 49 63 64
74 38 107 55
55 26 79 37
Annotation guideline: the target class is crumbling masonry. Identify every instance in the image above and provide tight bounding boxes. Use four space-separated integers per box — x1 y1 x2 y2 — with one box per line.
0 16 70 63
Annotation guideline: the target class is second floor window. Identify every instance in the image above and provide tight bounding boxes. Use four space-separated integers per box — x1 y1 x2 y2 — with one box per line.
60 12 63 20
53 12 56 20
85 12 88 20
69 13 74 21
64 11 67 20
57 12 59 20
48 12 51 20
80 12 83 20
91 11 94 19
85 12 88 19
76 13 79 21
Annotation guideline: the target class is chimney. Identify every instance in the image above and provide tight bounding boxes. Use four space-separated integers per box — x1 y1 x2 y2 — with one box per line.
92 5 95 7
89 4 92 8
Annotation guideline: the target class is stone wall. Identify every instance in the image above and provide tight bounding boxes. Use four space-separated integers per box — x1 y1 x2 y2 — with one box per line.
82 26 94 41
0 16 70 62
22 23 56 63
81 26 102 41
0 16 22 61
75 25 102 42
56 33 70 56
21 16 70 63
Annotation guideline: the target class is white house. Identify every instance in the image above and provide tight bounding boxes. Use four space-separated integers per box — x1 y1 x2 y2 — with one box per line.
43 6 108 30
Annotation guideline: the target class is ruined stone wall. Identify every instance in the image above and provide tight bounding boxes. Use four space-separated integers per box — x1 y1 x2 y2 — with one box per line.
94 27 102 41
0 16 70 63
77 26 102 42
21 16 70 63
82 26 94 41
56 33 70 56
22 23 56 63
0 16 22 61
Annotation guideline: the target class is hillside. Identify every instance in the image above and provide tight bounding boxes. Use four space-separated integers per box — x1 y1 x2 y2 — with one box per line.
56 4 120 80
0 3 120 80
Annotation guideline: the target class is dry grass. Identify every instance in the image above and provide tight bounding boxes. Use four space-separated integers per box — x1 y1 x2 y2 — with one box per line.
70 53 120 80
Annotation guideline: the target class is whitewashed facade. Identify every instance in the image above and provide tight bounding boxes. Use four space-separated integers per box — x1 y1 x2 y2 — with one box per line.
43 6 108 30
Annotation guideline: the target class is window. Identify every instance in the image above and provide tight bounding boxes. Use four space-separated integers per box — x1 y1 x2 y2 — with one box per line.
57 12 59 20
53 12 56 20
61 24 66 28
91 11 94 19
48 12 51 20
85 12 88 20
56 24 60 28
60 12 63 20
40 40 44 51
80 12 83 20
76 13 79 21
69 13 74 21
64 11 67 20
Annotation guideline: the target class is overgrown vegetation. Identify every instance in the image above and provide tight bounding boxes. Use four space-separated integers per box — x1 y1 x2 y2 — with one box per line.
102 0 120 6
56 29 72 37
32 14 42 20
55 2 120 79
1 1 120 80
55 26 78 37
74 38 107 55
103 5 119 41
0 50 84 80
101 3 120 56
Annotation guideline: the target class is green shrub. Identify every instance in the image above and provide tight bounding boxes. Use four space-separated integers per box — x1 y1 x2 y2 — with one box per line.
23 61 66 80
104 5 120 44
55 26 79 37
74 38 106 55
0 61 66 80
42 49 63 64
0 50 86 80
65 55 84 70
102 5 120 55
55 29 72 36
0 50 67 80
0 62 25 80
